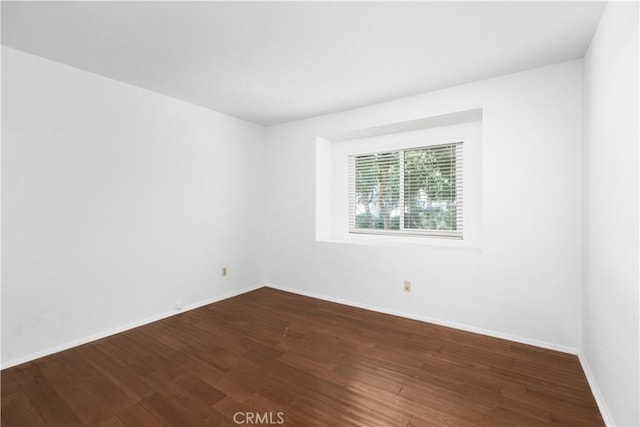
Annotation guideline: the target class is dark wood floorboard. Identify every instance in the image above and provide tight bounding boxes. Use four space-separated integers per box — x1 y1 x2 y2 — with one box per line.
1 287 604 426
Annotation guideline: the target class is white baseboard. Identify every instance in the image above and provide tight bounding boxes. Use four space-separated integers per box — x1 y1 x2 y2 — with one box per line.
1 283 264 370
265 283 579 355
577 351 615 426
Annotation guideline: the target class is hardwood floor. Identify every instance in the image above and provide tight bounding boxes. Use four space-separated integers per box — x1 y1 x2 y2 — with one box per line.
2 287 604 426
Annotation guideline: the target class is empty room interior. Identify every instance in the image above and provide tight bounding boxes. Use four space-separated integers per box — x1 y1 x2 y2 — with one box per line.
1 1 639 426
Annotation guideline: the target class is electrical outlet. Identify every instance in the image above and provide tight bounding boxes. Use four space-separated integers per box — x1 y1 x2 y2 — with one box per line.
403 281 411 292
221 267 227 277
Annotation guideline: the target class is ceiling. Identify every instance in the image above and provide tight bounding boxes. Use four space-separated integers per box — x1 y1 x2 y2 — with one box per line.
2 1 606 126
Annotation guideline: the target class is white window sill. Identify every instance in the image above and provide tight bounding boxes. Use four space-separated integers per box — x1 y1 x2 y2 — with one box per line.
316 234 482 252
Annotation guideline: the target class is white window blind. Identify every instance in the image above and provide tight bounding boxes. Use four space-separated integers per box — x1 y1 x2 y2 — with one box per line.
348 142 463 239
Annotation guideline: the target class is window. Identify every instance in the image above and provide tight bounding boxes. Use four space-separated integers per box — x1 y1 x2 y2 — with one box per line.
316 112 480 246
348 142 463 239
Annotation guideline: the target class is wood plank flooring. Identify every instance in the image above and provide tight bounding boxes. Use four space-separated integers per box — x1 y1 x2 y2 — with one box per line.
2 287 604 426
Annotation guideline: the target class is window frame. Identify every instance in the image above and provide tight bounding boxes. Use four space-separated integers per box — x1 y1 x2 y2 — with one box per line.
348 141 464 239
317 116 482 249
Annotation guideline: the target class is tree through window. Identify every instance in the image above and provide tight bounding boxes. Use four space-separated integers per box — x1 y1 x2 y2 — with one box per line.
349 142 463 238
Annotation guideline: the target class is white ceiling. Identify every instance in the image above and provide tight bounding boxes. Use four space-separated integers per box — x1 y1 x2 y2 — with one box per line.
2 1 606 126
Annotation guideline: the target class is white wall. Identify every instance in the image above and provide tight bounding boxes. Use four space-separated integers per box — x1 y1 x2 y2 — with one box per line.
582 2 639 425
1 47 265 367
264 60 584 350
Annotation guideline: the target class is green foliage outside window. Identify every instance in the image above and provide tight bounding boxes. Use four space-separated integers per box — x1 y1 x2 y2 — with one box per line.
353 143 459 233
